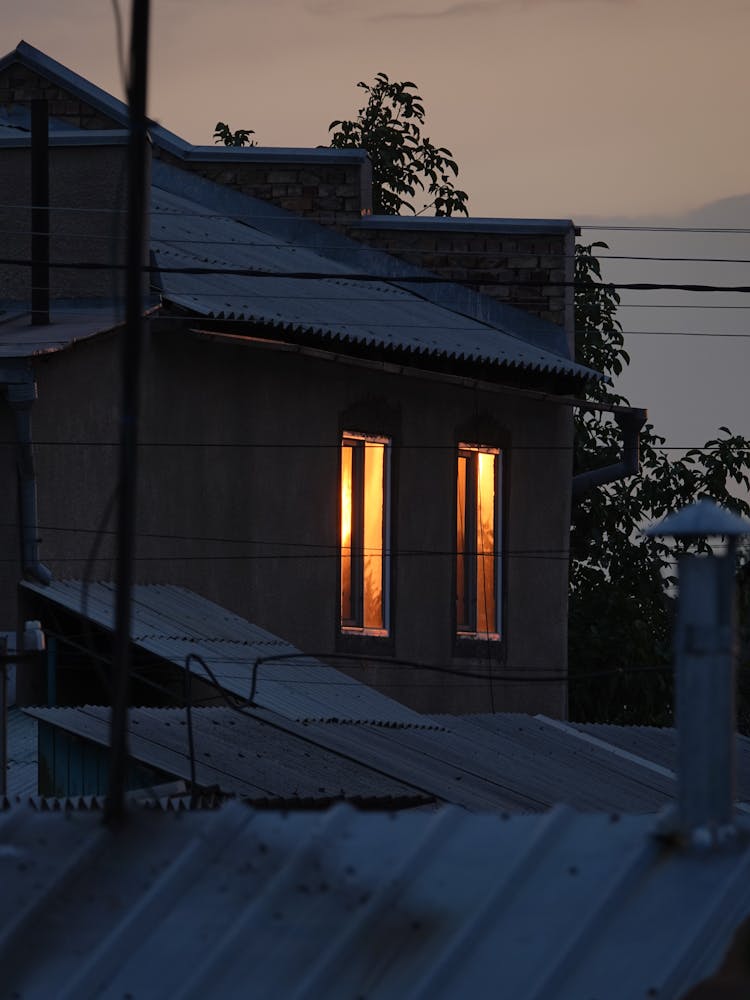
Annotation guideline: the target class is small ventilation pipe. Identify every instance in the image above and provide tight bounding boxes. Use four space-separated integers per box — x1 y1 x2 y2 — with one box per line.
5 379 52 585
572 407 648 498
646 499 750 845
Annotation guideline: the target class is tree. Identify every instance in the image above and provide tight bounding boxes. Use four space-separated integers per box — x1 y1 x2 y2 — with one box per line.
213 73 468 216
570 241 750 725
213 122 256 147
329 72 468 217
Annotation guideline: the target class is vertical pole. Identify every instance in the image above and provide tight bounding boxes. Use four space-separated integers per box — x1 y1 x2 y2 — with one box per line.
105 0 150 828
674 550 736 834
30 99 49 327
0 636 7 797
46 636 57 707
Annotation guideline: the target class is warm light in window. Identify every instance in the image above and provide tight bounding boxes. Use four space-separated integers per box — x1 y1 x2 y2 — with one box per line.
457 444 501 639
476 450 496 634
341 443 353 621
340 433 390 635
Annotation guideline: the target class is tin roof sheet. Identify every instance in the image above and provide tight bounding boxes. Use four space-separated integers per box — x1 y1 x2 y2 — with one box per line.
19 579 423 724
151 181 592 381
27 705 750 817
5 707 37 797
0 307 124 359
26 705 433 806
1 800 749 999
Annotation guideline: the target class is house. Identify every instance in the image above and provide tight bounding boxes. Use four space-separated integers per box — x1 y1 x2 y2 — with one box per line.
0 41 608 717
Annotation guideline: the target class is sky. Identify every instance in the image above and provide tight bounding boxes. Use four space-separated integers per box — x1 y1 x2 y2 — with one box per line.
6 0 750 451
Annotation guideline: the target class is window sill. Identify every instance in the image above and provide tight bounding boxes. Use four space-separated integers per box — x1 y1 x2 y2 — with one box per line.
337 629 394 658
453 634 505 660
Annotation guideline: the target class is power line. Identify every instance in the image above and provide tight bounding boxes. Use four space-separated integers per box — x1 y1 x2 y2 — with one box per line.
580 224 750 235
5 200 750 234
5 254 750 294
2 440 746 452
4 225 750 266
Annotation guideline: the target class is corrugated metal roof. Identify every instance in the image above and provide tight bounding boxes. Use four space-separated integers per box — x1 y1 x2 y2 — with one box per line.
1 42 601 382
299 712 680 814
0 799 749 998
151 181 592 381
20 579 423 724
26 705 434 806
0 308 124 359
5 707 37 797
27 705 750 817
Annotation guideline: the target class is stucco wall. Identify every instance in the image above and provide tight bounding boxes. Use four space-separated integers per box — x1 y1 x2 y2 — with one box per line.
19 327 572 717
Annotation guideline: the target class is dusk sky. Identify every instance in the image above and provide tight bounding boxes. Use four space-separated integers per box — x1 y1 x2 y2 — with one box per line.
6 0 750 450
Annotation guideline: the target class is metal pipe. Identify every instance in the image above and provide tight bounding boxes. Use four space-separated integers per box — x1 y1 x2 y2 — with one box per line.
646 500 750 843
572 407 648 498
31 99 49 326
0 635 6 797
5 381 52 586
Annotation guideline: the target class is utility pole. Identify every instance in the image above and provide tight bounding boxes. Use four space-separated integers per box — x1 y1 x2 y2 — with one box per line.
105 0 150 828
0 636 6 797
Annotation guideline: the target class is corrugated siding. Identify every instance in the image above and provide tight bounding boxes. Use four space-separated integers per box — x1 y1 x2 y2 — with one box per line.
19 579 423 724
1 801 749 999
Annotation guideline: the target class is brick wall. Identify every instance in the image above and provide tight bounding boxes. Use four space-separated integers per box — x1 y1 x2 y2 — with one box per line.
0 63 119 130
155 149 370 224
344 223 573 329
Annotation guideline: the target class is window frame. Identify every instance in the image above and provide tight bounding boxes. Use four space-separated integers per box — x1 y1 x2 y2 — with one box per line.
339 431 392 638
455 442 503 641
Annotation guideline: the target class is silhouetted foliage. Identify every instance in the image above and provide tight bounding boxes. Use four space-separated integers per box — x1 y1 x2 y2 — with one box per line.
213 122 256 147
570 242 750 725
329 72 468 216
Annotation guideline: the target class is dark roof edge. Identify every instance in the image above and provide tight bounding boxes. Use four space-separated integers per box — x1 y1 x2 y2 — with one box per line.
0 130 128 148
352 216 576 236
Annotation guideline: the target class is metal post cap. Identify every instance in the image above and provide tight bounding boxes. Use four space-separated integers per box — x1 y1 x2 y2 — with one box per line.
644 498 750 539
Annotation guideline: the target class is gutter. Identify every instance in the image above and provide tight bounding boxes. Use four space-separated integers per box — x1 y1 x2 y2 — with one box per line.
572 407 648 498
4 375 52 585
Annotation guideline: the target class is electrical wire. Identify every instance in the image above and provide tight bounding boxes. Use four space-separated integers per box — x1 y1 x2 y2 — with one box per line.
4 225 750 266
5 254 750 294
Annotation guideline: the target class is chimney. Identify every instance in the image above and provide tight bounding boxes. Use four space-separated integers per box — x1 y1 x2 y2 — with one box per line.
646 499 750 843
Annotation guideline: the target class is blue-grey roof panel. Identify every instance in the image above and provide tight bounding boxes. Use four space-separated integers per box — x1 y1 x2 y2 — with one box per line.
1 801 749 998
151 184 592 379
19 579 423 724
25 705 430 805
5 707 37 798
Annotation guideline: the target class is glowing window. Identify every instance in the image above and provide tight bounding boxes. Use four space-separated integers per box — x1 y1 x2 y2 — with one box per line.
340 433 390 636
456 444 501 639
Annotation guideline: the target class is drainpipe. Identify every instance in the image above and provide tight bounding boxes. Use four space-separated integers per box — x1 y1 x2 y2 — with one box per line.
5 380 52 585
646 499 750 843
572 407 648 498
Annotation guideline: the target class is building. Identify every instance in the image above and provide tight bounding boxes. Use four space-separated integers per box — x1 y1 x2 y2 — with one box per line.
0 41 607 716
